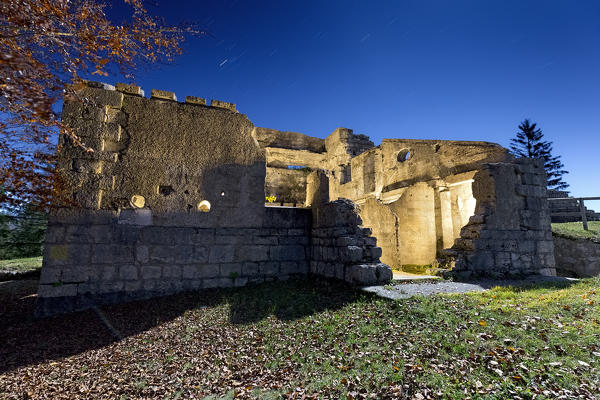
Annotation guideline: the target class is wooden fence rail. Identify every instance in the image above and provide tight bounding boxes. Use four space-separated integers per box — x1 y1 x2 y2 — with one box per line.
547 196 600 231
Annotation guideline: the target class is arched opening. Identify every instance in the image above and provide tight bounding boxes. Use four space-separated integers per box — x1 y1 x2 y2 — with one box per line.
397 149 411 162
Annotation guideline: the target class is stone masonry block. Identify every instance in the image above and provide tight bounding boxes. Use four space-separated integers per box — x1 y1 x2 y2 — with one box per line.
92 244 133 264
143 280 156 291
191 229 216 245
537 240 554 253
210 99 237 112
526 197 546 210
242 262 259 276
366 246 382 261
47 244 91 266
215 235 247 245
135 245 149 263
116 83 144 96
142 265 162 280
99 281 124 294
39 267 61 284
141 226 178 244
516 184 546 198
83 80 116 90
360 227 372 236
254 236 278 245
259 262 279 276
193 247 209 263
44 226 65 244
162 265 182 279
469 251 495 269
100 265 117 281
310 260 318 274
183 265 220 280
62 266 90 283
89 225 113 243
343 264 373 285
209 245 235 263
204 278 233 289
236 245 269 262
149 245 198 264
233 277 249 287
151 89 177 101
38 284 78 298
119 265 138 280
495 240 518 252
339 246 363 263
517 240 536 254
123 280 142 292
80 87 124 108
361 236 377 247
336 236 359 247
148 246 178 264
185 96 207 105
335 264 345 280
220 263 242 278
279 236 309 245
494 252 512 270
270 245 306 261
280 261 298 275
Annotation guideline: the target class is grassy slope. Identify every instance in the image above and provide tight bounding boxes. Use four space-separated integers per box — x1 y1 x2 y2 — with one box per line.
552 221 600 242
1 278 598 399
0 256 42 273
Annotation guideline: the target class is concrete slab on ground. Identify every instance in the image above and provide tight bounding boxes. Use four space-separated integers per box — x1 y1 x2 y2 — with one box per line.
363 275 578 300
392 271 439 281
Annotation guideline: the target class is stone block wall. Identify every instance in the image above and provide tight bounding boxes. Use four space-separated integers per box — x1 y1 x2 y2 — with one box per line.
553 235 600 277
451 159 556 278
311 199 392 285
37 207 311 316
307 170 392 285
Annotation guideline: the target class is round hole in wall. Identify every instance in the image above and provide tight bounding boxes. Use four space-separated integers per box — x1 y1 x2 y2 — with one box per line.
397 149 411 162
197 200 211 212
130 195 145 208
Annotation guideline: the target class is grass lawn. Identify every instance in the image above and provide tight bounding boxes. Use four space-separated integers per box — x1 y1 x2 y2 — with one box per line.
0 256 42 273
1 277 599 399
552 221 600 242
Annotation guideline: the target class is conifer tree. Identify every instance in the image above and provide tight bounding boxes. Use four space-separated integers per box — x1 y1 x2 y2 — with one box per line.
510 119 569 190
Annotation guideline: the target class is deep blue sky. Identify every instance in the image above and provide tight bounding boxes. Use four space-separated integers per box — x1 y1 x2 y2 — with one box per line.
112 0 599 203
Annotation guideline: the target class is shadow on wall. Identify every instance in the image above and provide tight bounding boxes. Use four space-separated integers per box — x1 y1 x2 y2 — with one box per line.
0 278 365 374
116 162 266 228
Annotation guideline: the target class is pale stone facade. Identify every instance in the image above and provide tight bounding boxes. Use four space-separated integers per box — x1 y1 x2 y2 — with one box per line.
259 126 556 278
36 81 555 316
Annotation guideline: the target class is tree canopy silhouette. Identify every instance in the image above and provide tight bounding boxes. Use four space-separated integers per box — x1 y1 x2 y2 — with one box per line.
510 119 569 191
0 0 203 211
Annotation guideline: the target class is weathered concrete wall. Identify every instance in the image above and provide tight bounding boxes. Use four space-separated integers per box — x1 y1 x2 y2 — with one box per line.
553 235 600 277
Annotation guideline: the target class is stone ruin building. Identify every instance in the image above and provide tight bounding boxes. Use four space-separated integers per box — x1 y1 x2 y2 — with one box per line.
36 81 556 316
